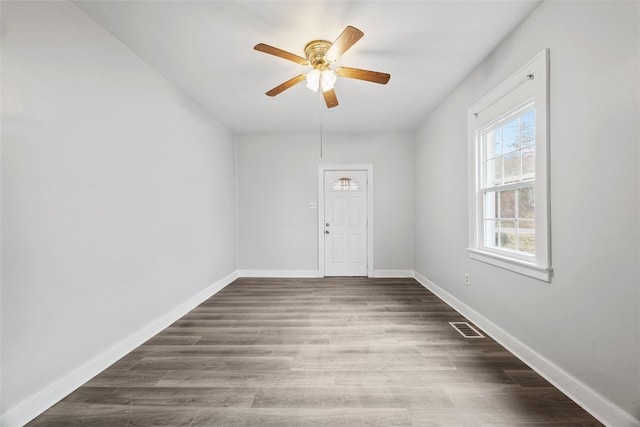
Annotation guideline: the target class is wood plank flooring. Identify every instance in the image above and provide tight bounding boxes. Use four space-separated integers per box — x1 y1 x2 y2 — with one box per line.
28 277 603 426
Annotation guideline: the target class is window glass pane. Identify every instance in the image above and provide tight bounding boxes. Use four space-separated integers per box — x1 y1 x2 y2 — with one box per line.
517 220 535 253
503 151 521 183
485 158 503 186
494 157 503 185
494 127 503 156
499 189 515 218
518 187 535 219
499 220 516 250
522 146 535 178
520 109 536 148
503 118 519 153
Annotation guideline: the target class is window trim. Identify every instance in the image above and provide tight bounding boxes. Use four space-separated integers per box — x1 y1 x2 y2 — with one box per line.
467 49 552 282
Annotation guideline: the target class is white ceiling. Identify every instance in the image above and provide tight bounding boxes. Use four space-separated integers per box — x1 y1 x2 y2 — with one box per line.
73 1 541 134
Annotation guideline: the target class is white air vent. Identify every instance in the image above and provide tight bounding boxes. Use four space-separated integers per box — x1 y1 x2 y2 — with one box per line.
449 322 485 338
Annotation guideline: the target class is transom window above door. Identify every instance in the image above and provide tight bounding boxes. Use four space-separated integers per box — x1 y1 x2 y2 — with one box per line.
331 177 360 191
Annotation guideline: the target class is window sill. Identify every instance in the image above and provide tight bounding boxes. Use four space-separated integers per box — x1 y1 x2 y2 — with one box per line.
467 248 552 282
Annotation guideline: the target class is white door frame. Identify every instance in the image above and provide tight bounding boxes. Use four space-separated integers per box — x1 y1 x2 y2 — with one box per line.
318 164 374 277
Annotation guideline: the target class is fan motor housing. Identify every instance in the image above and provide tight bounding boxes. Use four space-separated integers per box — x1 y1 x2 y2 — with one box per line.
304 40 332 68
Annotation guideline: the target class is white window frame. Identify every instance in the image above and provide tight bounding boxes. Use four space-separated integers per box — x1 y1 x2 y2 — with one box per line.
468 49 552 282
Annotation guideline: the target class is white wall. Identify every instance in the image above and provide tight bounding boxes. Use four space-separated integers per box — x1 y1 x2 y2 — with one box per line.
415 1 639 423
236 131 414 274
1 1 237 422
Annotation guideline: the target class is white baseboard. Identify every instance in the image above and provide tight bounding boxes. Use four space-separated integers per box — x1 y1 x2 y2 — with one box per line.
372 269 415 278
237 269 319 278
237 270 415 279
0 270 238 427
413 271 640 427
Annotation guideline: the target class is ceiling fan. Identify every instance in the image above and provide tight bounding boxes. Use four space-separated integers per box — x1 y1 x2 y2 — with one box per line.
254 26 390 108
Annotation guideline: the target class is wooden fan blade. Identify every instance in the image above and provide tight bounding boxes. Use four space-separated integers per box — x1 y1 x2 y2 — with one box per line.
336 67 390 84
265 74 306 97
323 88 339 108
254 43 308 65
325 26 364 62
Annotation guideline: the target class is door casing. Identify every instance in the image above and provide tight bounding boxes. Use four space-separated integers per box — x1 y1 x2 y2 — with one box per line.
318 164 374 277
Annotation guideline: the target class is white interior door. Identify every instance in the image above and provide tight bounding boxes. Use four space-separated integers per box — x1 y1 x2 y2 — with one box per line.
323 170 367 276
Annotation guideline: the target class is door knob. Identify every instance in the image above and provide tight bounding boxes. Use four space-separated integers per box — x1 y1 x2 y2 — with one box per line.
325 230 330 234
326 223 330 226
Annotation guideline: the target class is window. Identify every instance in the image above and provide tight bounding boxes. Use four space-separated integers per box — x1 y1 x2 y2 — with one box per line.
482 106 535 254
332 177 360 191
468 49 551 281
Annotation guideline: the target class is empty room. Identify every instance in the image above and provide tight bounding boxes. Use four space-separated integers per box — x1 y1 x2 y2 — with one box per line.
1 1 639 426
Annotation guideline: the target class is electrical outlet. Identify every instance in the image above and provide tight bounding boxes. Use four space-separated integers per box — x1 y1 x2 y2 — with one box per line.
464 273 470 285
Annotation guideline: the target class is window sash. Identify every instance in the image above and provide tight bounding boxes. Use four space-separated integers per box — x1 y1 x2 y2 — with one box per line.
479 102 535 191
480 183 535 259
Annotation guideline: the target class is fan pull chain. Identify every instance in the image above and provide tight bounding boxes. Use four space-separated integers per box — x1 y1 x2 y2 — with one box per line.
320 115 323 158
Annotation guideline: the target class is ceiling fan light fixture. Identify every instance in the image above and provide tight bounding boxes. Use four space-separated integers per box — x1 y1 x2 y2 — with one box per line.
254 26 390 107
320 69 337 92
305 69 321 92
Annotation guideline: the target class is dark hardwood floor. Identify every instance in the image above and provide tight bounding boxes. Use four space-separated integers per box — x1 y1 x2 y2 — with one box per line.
28 277 603 426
